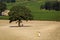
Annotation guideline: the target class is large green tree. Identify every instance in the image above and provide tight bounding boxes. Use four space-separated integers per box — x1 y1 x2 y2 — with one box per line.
8 5 33 27
40 1 60 11
0 2 7 16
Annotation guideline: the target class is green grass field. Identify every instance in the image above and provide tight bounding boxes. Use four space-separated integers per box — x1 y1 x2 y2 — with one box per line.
0 16 9 20
0 0 60 21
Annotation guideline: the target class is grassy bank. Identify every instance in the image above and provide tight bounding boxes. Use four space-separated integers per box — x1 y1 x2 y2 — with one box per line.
0 16 9 20
1 0 60 21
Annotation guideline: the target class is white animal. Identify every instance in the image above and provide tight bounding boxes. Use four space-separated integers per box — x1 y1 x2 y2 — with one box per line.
36 31 41 37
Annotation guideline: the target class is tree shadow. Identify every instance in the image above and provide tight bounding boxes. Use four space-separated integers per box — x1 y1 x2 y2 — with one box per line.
10 25 31 28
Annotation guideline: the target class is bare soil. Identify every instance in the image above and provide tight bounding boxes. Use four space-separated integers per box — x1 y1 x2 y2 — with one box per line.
0 20 60 40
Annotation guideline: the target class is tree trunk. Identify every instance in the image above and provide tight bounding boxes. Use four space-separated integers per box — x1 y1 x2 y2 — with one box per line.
0 12 2 16
18 20 21 27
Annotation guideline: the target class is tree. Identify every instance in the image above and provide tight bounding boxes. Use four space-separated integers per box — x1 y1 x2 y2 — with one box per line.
6 0 16 3
53 1 60 11
0 2 7 16
40 1 60 11
0 0 16 3
8 5 33 27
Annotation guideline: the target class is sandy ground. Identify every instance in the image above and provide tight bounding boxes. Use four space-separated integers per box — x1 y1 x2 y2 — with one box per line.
0 20 60 40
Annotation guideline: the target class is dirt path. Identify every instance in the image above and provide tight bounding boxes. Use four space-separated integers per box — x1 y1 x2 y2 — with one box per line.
0 20 60 40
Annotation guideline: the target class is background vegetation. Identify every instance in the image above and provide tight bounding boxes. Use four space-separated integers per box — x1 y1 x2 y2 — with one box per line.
0 0 60 21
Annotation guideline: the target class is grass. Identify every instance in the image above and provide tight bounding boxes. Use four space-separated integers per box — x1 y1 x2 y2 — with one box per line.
0 16 9 20
32 10 60 21
0 0 60 21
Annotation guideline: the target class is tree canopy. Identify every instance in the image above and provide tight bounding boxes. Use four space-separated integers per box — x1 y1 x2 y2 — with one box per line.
8 5 33 27
0 2 7 16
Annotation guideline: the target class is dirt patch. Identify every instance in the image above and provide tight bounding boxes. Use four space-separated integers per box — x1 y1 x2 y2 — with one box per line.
0 20 60 40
